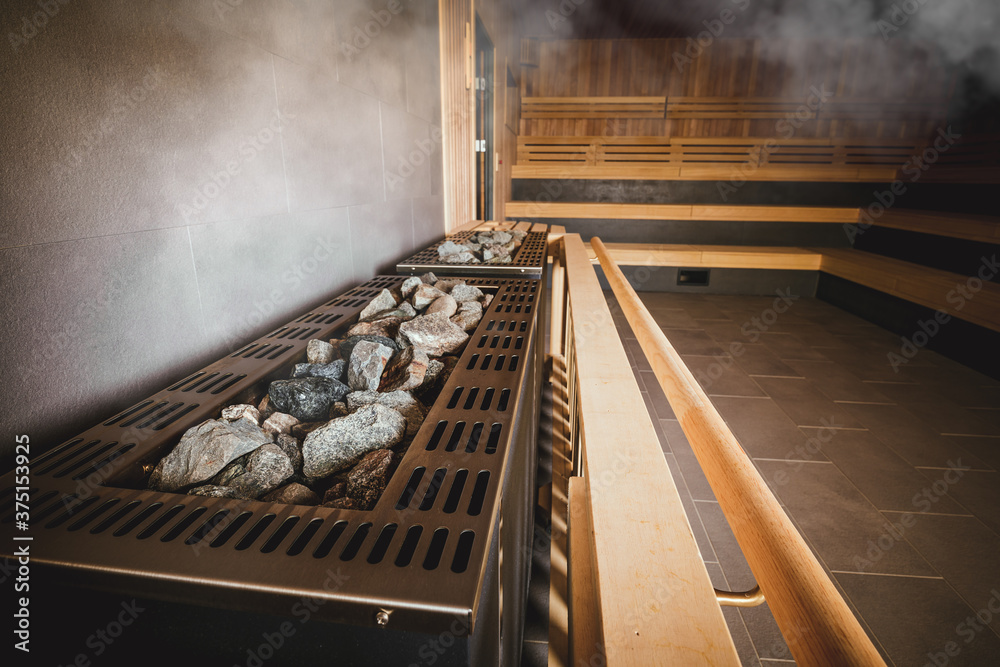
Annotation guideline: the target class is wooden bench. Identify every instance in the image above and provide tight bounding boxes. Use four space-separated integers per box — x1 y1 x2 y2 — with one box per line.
505 201 860 223
818 248 1000 332
521 96 666 119
852 209 1000 244
587 242 1000 333
588 244 822 271
514 135 915 182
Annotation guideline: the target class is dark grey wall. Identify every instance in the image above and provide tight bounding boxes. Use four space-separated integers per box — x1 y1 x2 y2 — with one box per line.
0 0 444 454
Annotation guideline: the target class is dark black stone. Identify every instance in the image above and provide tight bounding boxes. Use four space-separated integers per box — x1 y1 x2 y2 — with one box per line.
268 377 349 422
339 335 401 360
292 359 347 382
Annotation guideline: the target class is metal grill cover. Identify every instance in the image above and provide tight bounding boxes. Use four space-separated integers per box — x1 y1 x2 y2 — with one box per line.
0 275 542 647
396 230 548 278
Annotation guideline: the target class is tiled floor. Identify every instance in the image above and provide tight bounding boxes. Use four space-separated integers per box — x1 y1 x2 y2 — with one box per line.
604 290 1000 666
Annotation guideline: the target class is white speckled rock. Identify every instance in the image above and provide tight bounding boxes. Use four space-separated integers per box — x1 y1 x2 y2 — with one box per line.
346 390 427 440
412 283 447 311
302 404 406 478
450 283 485 303
359 289 398 321
347 340 395 392
398 312 470 356
306 339 336 365
262 412 300 437
149 419 271 492
401 276 423 298
426 294 458 318
220 404 261 426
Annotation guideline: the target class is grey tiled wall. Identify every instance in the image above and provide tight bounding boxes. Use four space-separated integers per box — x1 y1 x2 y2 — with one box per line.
0 0 445 452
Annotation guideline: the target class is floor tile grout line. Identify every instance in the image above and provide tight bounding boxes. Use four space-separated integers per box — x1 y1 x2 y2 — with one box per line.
829 571 944 580
881 510 975 518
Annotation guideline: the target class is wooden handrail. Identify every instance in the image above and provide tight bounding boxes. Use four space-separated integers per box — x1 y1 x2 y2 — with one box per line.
592 236 886 667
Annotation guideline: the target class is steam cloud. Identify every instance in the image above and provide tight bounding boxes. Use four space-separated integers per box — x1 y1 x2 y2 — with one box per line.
516 0 1000 115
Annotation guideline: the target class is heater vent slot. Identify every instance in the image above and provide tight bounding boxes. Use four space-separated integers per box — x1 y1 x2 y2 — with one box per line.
468 472 490 516
339 523 373 561
394 525 423 567
186 510 232 546
419 469 448 509
486 424 503 454
68 498 120 532
115 502 165 537
261 516 300 553
136 505 186 540
451 530 476 574
92 500 142 535
209 511 252 548
367 524 398 564
33 438 84 466
312 520 349 559
422 528 449 570
161 507 208 543
466 423 484 453
287 518 324 556
445 423 466 453
396 467 426 509
443 470 469 513
235 514 276 551
45 496 98 530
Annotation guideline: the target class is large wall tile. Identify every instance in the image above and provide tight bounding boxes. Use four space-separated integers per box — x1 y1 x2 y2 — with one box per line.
0 229 206 451
381 103 434 200
412 194 446 249
1 0 289 248
348 198 415 280
188 207 355 350
274 56 384 211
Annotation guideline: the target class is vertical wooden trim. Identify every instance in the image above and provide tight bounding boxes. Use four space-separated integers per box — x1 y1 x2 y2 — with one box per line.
568 476 602 667
439 0 476 231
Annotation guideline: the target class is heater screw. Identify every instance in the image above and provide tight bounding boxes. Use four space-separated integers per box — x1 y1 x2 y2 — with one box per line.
375 610 391 627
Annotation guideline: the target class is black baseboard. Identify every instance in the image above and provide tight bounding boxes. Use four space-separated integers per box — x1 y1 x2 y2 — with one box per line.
521 217 851 247
595 266 819 297
817 273 1000 380
853 227 999 280
512 179 996 214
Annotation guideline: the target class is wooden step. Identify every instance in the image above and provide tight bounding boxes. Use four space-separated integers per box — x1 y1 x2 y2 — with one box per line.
587 243 823 271
505 201 860 223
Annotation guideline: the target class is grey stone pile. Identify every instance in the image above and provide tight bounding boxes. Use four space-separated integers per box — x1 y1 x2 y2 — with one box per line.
437 228 528 265
147 273 490 510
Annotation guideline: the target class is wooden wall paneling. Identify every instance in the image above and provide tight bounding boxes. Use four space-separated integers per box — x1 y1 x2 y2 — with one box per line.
520 38 954 139
439 0 475 231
